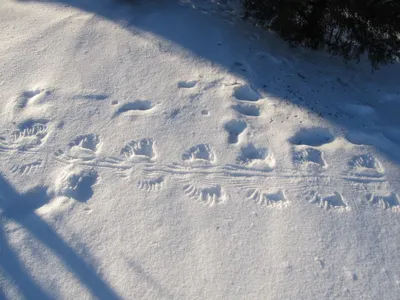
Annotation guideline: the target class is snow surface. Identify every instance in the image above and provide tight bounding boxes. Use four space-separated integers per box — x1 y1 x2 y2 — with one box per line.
1 0 400 299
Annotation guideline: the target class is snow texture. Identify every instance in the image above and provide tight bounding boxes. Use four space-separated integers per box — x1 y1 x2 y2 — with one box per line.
1 0 400 299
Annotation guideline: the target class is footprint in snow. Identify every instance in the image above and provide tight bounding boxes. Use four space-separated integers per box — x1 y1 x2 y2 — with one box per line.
307 191 349 211
247 189 288 208
10 160 43 176
289 127 335 147
293 148 327 167
113 100 154 117
183 184 227 206
9 119 50 151
236 143 275 170
121 138 156 161
367 193 399 210
233 85 261 102
224 119 247 144
348 154 384 177
232 104 261 117
14 88 50 109
178 80 197 89
138 177 165 192
182 144 215 164
55 166 98 202
68 134 101 157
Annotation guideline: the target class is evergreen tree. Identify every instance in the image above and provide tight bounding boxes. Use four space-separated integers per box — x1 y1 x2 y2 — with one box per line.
243 0 400 69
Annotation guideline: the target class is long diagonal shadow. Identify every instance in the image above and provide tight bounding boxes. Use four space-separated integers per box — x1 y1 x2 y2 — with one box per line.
0 174 120 299
0 218 52 299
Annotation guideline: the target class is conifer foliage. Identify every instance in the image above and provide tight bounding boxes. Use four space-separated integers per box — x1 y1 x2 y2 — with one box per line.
243 0 400 69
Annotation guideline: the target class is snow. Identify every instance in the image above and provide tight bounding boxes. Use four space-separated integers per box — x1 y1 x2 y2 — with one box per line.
1 0 400 299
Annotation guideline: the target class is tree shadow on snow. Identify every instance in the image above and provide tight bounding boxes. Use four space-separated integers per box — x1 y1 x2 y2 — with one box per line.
13 0 400 166
0 174 120 299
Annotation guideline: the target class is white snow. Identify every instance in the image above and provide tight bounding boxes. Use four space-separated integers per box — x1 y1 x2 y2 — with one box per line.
1 0 400 299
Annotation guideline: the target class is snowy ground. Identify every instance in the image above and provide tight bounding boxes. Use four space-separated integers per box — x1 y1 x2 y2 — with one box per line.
1 0 400 299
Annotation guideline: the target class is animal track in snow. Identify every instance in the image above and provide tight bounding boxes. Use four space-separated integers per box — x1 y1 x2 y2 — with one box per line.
15 88 48 109
114 100 154 116
183 184 226 206
293 148 326 167
55 167 98 202
178 80 197 88
11 120 49 150
233 85 261 102
12 120 48 139
10 160 43 175
0 139 9 153
307 191 349 211
138 177 165 192
224 119 247 144
237 143 275 170
232 104 261 117
247 189 288 207
289 127 335 146
182 144 215 164
348 154 384 177
67 134 101 158
121 138 155 160
367 193 399 210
